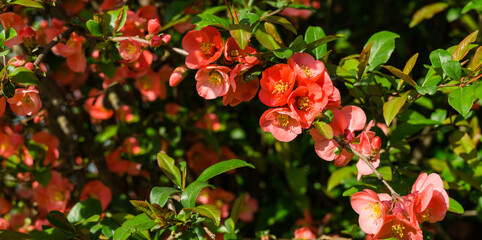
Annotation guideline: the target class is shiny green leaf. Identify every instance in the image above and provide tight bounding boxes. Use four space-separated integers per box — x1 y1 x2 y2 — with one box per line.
150 187 180 207
180 181 212 208
304 26 326 59
448 85 474 118
196 159 254 182
383 91 409 126
409 2 448 28
188 204 221 226
157 153 182 187
365 31 400 71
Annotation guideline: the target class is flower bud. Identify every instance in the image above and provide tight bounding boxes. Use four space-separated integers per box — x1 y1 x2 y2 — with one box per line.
169 65 188 87
150 35 162 47
161 34 171 45
147 18 161 35
25 62 34 71
19 27 36 47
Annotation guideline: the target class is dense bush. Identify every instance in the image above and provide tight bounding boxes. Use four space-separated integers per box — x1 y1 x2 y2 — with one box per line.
0 0 481 239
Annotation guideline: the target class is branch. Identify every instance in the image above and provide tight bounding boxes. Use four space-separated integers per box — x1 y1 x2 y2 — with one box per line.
110 36 189 56
33 27 75 67
332 136 401 199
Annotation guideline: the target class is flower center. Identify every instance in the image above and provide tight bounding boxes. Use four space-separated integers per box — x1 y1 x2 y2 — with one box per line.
230 49 239 58
296 96 311 111
276 114 290 127
22 95 33 104
300 65 312 78
200 41 215 56
272 80 290 95
127 43 137 55
54 191 65 201
209 71 223 86
391 224 405 239
420 208 432 222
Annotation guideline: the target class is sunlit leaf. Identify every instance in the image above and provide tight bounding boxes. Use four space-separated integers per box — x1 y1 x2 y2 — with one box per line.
452 30 478 61
157 153 182 187
358 41 373 79
448 197 464 214
229 23 251 50
382 65 417 87
365 31 399 71
150 187 180 207
180 181 212 208
188 204 221 226
264 16 297 35
409 2 448 28
196 159 254 182
304 26 326 59
191 13 230 30
383 91 410 126
448 85 475 118
403 53 419 74
11 0 43 9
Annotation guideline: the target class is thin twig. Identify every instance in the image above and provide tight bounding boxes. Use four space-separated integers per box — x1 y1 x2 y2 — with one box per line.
204 226 216 240
33 27 75 67
163 45 188 56
332 136 401 199
110 36 150 45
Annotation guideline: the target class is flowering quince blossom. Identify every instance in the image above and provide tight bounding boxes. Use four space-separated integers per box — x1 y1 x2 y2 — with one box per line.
195 65 231 99
260 107 302 142
135 68 167 102
186 142 218 175
0 96 5 118
80 180 112 211
223 63 260 106
169 65 189 87
105 148 141 176
288 81 328 128
294 226 317 239
119 38 143 62
355 120 382 180
147 18 161 35
351 173 449 240
182 26 224 69
196 188 235 219
32 131 60 166
33 171 73 215
7 86 42 116
0 128 23 158
310 105 366 167
0 12 25 47
288 52 326 84
259 63 296 107
84 89 114 123
223 37 258 64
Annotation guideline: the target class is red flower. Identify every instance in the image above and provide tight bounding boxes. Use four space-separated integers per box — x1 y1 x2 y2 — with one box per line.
223 37 258 64
355 121 381 180
223 63 260 106
7 87 42 116
186 142 218 176
80 180 112 211
294 226 317 239
0 12 25 47
182 26 223 69
169 65 189 87
33 171 73 215
260 107 302 142
195 65 231 99
147 18 161 34
411 173 449 223
288 52 326 83
351 189 390 235
119 39 142 62
259 64 296 107
32 131 60 166
287 81 328 128
0 96 5 118
84 89 114 123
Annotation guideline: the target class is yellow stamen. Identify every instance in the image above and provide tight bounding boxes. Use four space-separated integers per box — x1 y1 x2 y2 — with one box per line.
127 43 137 55
300 65 312 78
209 71 223 86
54 191 65 201
391 224 405 238
230 49 239 58
296 96 311 111
277 114 290 127
200 41 215 55
272 81 290 94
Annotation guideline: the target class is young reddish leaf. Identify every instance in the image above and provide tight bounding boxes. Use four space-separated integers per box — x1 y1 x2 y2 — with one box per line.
383 65 417 87
358 41 373 79
403 53 419 74
188 204 221 226
409 2 448 28
448 85 475 118
229 23 252 50
264 16 297 35
469 46 482 71
264 22 284 48
313 121 333 139
453 30 478 61
156 153 182 188
383 91 410 126
196 159 254 182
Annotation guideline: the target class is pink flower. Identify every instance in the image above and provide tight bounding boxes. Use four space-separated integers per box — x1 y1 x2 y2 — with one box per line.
169 65 189 87
186 142 218 176
195 65 231 99
195 113 221 131
7 86 42 116
119 39 142 62
238 194 258 223
350 189 390 235
0 218 9 229
0 96 5 118
355 121 381 181
260 107 302 142
223 63 260 106
411 173 449 223
135 69 166 102
311 106 366 166
116 105 135 123
288 52 326 84
0 12 25 47
122 137 141 155
223 37 258 64
80 180 112 210
33 171 73 215
147 18 161 34
84 89 114 123
287 81 328 128
182 26 223 69
294 226 317 239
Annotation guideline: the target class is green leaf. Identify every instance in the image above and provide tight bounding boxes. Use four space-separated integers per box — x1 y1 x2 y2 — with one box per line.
264 16 296 35
229 23 251 50
416 68 442 95
358 41 373 79
442 60 462 81
94 125 119 143
365 31 400 71
32 168 51 187
67 198 102 224
313 121 333 139
327 166 355 192
230 193 246 224
191 13 230 30
453 30 478 61
429 49 452 68
149 187 180 207
289 35 307 52
286 168 307 195
0 231 34 240
254 24 281 50
180 181 212 208
409 2 448 28
11 0 43 9
448 85 475 118
383 91 409 126
448 197 464 214
157 152 182 187
462 0 482 14
273 47 293 59
8 67 39 86
2 81 15 98
304 26 326 59
86 20 102 37
382 65 417 87
188 204 221 226
0 49 9 57
104 6 128 35
305 34 345 53
112 214 157 240
196 159 254 182
46 211 75 232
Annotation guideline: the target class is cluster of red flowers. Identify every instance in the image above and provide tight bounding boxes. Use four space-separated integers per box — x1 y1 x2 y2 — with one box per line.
351 173 449 239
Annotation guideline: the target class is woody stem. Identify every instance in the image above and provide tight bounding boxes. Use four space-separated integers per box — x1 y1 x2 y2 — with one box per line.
332 136 401 199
